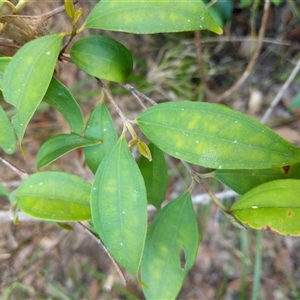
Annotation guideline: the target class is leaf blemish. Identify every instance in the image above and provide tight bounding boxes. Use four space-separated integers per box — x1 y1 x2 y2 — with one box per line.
282 165 291 175
179 249 186 270
287 211 292 217
252 205 258 209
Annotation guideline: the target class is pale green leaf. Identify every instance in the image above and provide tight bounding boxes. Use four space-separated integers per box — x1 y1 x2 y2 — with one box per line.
3 34 64 141
0 104 16 154
84 102 118 173
36 133 101 169
141 192 199 299
0 181 9 197
0 57 11 90
214 163 300 195
91 137 147 277
137 101 300 169
138 143 168 209
84 0 222 34
231 179 300 236
43 77 84 134
16 172 91 221
70 35 133 83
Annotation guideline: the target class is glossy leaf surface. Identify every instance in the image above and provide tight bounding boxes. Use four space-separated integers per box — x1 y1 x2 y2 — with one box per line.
84 102 118 173
85 0 222 34
70 35 133 83
3 34 63 141
214 163 300 195
231 179 300 236
0 104 16 154
141 192 199 299
91 137 147 277
16 172 91 221
137 101 300 169
43 77 84 134
138 143 168 209
36 133 101 169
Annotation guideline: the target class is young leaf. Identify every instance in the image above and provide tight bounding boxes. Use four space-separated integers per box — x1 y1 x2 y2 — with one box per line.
70 35 133 83
137 101 300 169
91 137 147 277
84 102 118 173
138 143 168 209
141 192 199 299
3 34 64 142
15 172 91 221
36 133 101 169
230 179 300 236
84 0 222 35
0 105 16 154
214 163 300 195
43 77 84 134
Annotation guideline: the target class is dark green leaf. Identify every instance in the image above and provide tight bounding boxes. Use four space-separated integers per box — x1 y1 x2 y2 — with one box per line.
91 137 147 277
141 192 199 299
3 34 63 141
84 0 222 34
70 35 133 83
36 133 101 169
138 143 168 209
137 101 300 169
84 101 118 173
231 179 300 236
214 163 300 195
16 172 91 221
43 77 84 134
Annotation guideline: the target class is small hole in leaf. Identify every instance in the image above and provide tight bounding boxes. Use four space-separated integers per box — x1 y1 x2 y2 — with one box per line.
179 249 186 270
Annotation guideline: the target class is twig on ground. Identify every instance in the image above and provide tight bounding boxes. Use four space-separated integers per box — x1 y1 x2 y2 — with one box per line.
215 0 270 102
261 57 300 124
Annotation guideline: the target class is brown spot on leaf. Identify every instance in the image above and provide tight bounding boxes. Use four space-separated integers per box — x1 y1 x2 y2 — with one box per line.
282 165 291 175
287 211 292 217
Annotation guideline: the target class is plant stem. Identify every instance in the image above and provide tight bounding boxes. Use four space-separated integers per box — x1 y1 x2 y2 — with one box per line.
98 80 128 123
121 84 157 106
0 156 28 180
251 231 262 300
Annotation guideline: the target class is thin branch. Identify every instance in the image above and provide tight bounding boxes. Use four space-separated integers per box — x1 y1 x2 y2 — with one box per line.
77 222 128 286
194 30 217 102
216 0 271 102
0 156 28 180
98 80 128 122
261 57 300 124
121 84 157 106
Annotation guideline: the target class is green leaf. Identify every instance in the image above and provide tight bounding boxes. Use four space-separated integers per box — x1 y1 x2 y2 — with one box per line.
214 163 300 195
43 77 84 134
84 101 118 173
137 101 300 169
36 133 101 169
230 179 300 236
0 57 11 90
15 172 91 221
0 104 16 154
70 35 133 83
138 143 168 209
91 137 147 277
84 0 222 35
3 34 64 142
65 0 75 20
141 192 199 299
